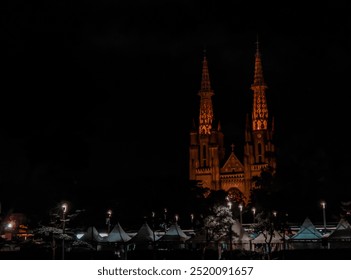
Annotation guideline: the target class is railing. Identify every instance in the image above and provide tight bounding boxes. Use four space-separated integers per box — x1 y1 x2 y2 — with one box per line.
195 168 211 174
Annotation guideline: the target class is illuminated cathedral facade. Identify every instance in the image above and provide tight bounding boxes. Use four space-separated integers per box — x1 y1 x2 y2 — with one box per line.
189 43 276 204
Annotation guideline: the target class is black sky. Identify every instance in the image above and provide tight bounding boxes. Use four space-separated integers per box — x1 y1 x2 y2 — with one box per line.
1 1 351 224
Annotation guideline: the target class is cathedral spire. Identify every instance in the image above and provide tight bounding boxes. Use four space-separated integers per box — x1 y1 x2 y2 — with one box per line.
252 37 266 87
200 49 212 91
251 39 269 131
198 51 214 135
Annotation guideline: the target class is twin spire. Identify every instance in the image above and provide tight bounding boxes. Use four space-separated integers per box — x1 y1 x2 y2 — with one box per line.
251 38 269 131
252 38 267 88
198 50 214 135
198 40 269 134
200 50 212 92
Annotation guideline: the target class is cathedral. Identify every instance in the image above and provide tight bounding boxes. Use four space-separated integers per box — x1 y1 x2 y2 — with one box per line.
189 43 276 204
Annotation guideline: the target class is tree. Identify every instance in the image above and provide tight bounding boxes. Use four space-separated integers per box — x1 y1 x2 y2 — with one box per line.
252 208 290 260
340 200 351 221
205 189 227 208
249 167 278 212
33 203 84 259
252 211 277 259
204 204 235 243
248 167 286 259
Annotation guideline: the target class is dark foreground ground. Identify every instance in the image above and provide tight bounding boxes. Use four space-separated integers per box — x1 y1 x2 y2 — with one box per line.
1 248 351 260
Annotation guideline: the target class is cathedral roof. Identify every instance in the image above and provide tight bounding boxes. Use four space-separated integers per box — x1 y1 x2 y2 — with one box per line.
221 148 244 173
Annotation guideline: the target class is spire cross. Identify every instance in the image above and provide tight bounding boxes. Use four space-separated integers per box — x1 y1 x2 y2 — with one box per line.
231 143 235 153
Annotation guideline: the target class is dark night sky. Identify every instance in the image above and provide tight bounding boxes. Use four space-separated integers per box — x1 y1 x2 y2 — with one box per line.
1 1 351 224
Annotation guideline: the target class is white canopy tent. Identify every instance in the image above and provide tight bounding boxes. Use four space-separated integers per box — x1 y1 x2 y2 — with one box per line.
157 223 190 243
103 222 131 243
129 222 160 244
231 220 252 251
252 229 284 253
328 218 351 248
79 226 104 242
252 230 283 244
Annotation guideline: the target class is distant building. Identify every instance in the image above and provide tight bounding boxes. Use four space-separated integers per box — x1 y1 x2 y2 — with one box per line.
189 42 276 203
1 213 30 240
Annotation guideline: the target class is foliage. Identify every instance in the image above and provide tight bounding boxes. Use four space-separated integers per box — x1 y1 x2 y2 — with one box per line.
249 167 278 212
204 204 235 242
252 210 285 259
71 239 95 250
340 200 351 221
253 211 277 234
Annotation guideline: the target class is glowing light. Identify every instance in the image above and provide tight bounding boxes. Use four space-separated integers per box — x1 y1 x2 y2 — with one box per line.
62 203 68 213
76 233 84 239
6 222 13 229
321 201 326 209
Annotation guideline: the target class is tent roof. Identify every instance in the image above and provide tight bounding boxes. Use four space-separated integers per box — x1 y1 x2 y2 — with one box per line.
103 222 131 243
231 220 252 241
79 226 104 242
188 228 207 243
252 230 283 243
328 219 351 240
290 217 322 240
129 222 160 243
158 223 190 242
334 218 351 230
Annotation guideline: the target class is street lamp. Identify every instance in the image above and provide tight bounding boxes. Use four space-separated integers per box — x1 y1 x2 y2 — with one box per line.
151 211 156 244
164 208 167 220
106 209 112 234
163 208 168 233
61 203 68 260
321 201 327 234
251 207 256 224
225 199 234 252
151 211 156 231
238 204 243 224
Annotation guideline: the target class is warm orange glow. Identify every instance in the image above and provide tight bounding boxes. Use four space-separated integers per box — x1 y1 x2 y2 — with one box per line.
190 43 276 205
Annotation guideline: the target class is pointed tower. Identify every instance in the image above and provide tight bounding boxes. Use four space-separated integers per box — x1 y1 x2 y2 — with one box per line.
189 51 224 190
198 52 214 136
251 39 268 132
189 42 276 204
244 39 276 192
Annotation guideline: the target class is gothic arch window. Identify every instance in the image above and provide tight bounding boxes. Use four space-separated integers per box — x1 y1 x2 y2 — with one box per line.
227 187 246 204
